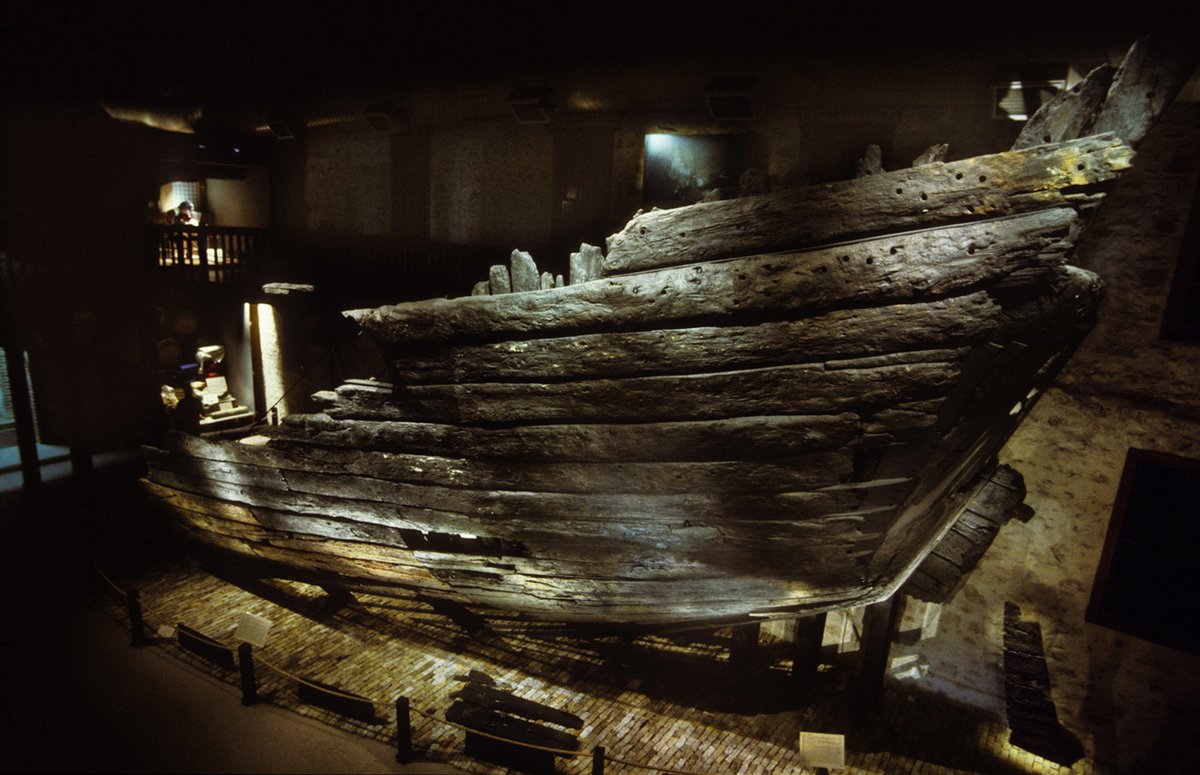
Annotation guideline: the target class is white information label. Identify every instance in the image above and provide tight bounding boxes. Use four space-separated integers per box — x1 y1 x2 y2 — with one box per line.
797 731 845 768
234 612 273 648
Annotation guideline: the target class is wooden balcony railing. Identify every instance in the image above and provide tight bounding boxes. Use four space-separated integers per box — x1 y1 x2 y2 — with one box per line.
153 225 266 285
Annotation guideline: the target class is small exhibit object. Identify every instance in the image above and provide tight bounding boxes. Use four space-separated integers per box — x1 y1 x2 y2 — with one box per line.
235 611 273 648
798 731 845 769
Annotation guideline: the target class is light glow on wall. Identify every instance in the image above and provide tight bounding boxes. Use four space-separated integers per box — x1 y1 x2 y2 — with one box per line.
245 302 288 422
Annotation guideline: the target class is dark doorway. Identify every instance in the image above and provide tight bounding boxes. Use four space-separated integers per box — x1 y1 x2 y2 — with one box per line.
1087 448 1200 655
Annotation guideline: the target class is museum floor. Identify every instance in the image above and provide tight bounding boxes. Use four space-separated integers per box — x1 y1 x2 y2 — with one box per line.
1 413 1197 775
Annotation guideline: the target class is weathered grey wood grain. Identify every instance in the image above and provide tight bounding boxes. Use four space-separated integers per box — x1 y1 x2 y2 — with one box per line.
161 433 856 494
857 144 884 177
145 474 881 574
388 292 1004 384
151 482 888 621
146 464 860 526
912 143 950 166
1012 63 1115 150
286 412 863 462
488 264 511 295
599 134 1129 274
509 249 540 292
568 243 603 285
349 208 1078 347
324 356 963 425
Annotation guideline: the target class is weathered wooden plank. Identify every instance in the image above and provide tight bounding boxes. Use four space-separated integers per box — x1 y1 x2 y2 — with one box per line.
145 465 861 527
568 243 603 285
161 433 856 494
509 249 540 292
144 471 882 560
857 144 884 177
867 284 1092 583
599 134 1129 274
161 497 878 622
1090 34 1200 148
348 208 1080 347
1012 63 1115 150
285 412 863 462
912 144 949 166
488 264 511 295
167 500 880 622
388 292 1004 384
325 356 963 425
158 504 448 587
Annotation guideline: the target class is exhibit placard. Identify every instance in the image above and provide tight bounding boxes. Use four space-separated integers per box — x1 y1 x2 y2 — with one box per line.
235 611 273 648
797 731 845 768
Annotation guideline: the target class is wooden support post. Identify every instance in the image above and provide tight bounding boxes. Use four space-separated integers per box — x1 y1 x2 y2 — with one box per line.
729 622 760 672
238 643 258 706
4 346 41 496
790 613 827 695
852 596 900 723
126 589 147 647
247 302 267 422
395 697 413 763
592 745 605 774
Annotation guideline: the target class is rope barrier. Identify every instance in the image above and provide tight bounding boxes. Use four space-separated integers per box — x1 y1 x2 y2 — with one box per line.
89 563 766 772
408 705 581 758
252 652 393 707
93 564 127 597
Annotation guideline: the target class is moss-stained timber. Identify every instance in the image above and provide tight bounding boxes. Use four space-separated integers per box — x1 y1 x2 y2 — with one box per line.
599 134 1129 275
349 208 1079 347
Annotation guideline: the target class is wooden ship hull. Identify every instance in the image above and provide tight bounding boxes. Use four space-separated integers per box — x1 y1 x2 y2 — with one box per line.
141 39 1196 628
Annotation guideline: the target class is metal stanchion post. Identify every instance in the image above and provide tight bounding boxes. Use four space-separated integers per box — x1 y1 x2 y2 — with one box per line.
592 745 605 774
238 643 258 705
395 696 413 763
126 589 147 646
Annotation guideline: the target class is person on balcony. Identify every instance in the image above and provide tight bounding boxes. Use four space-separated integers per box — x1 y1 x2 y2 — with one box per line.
173 200 199 226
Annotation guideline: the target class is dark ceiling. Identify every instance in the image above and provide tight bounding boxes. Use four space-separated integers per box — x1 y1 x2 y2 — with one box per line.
2 0 1189 136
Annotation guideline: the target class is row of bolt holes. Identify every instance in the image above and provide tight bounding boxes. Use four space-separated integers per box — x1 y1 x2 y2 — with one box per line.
832 240 977 267
893 160 1089 199
639 160 1093 235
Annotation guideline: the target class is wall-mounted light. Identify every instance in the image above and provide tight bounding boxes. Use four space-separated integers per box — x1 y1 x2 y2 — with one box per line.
705 76 756 121
508 87 554 124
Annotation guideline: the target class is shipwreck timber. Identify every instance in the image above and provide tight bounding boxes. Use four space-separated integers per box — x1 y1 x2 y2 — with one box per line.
141 37 1198 628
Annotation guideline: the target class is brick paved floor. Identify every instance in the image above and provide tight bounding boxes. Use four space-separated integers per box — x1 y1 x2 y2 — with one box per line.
93 544 1102 775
